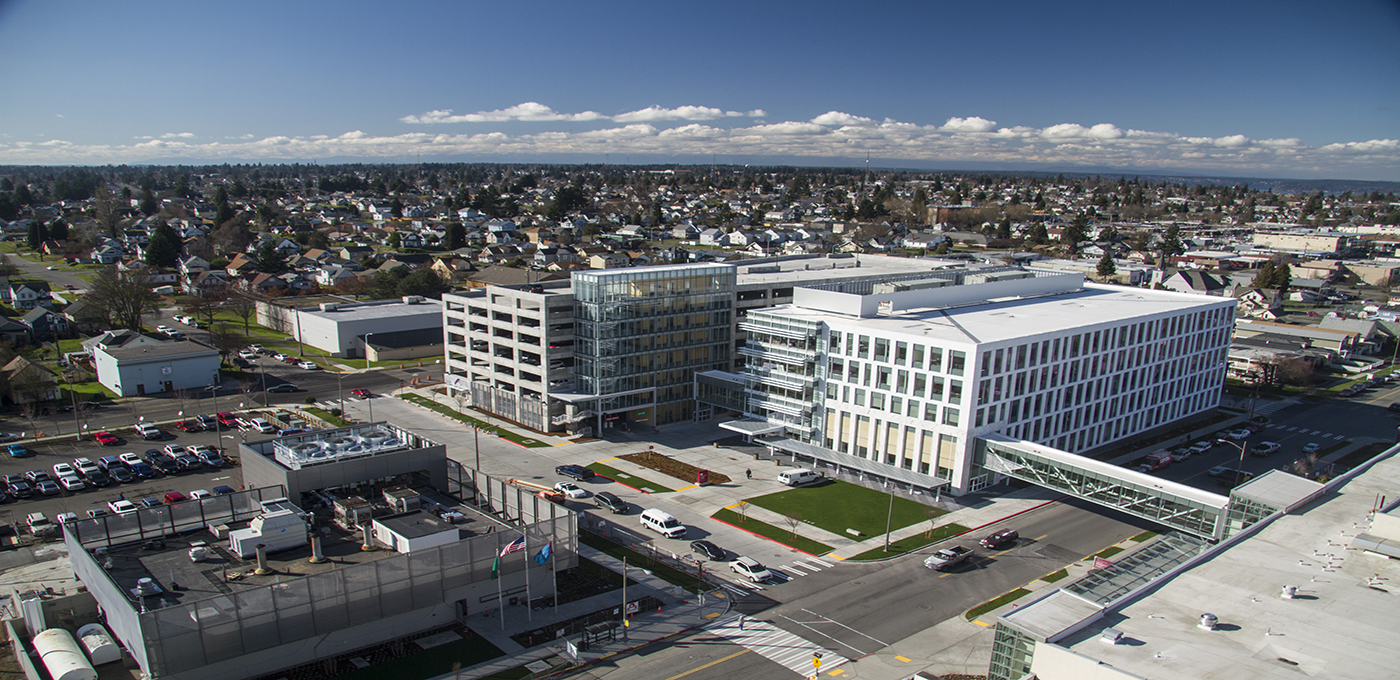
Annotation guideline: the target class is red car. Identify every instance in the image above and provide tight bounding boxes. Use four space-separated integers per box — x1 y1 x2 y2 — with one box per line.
216 411 240 428
351 388 372 399
282 355 300 364
176 420 203 433
93 431 119 446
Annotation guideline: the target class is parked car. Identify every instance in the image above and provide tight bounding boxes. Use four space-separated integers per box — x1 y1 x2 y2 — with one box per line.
119 452 145 466
137 497 162 509
163 445 187 457
1303 442 1321 453
148 453 179 475
730 556 773 583
196 414 219 429
593 491 627 514
297 361 319 370
52 463 76 478
97 456 124 472
135 423 162 440
237 350 259 361
24 470 52 485
282 355 301 364
175 420 203 433
1251 441 1281 456
212 485 236 496
690 540 726 561
162 491 188 504
197 450 226 468
216 412 240 428
7 479 33 498
85 509 108 519
554 482 590 499
35 480 59 496
55 512 78 525
1188 441 1214 454
129 462 157 479
106 467 134 483
107 500 138 515
92 431 119 446
7 444 29 457
189 489 212 500
175 455 203 471
555 464 595 480
58 475 86 492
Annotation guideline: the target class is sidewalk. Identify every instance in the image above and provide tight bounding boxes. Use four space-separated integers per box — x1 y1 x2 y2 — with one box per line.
442 542 732 680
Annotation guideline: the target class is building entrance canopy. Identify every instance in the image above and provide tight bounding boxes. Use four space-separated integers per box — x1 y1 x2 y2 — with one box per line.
758 436 951 491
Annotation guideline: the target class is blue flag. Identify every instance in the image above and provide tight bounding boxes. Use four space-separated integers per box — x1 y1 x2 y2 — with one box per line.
534 541 552 565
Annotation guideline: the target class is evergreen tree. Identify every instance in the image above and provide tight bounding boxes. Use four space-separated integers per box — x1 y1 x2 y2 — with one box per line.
1159 224 1185 261
445 222 466 250
1061 214 1088 253
47 219 68 241
26 221 45 249
1096 250 1117 278
145 224 182 267
254 242 288 274
1271 262 1292 291
996 217 1012 240
140 189 159 216
1252 260 1277 289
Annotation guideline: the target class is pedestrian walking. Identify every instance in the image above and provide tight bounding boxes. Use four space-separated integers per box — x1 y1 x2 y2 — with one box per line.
745 468 752 480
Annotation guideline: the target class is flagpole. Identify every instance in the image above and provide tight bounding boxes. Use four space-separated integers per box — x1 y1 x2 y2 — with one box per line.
523 530 533 623
496 538 505 632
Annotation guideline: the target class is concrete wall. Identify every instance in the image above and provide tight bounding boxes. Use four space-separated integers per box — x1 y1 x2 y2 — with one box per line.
241 441 448 501
367 341 444 362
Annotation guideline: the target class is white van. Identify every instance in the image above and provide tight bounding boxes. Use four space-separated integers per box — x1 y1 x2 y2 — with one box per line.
640 508 687 538
778 468 820 487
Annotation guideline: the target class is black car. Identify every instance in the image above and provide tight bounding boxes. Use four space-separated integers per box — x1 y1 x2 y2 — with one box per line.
148 453 180 475
175 455 203 471
267 383 300 393
7 480 33 498
107 467 134 483
690 540 726 562
979 529 1019 550
23 470 51 485
593 491 627 514
84 470 112 487
555 464 595 481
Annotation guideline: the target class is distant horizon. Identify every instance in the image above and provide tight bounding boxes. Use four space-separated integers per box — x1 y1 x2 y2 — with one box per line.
1 1 1395 182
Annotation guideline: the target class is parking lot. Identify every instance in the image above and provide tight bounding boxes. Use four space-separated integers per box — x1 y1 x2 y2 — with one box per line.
0 418 258 530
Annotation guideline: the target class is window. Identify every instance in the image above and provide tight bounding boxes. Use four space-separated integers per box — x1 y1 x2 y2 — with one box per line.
949 351 965 376
895 341 908 365
871 393 885 409
858 335 870 359
924 403 938 421
854 389 866 406
874 338 889 362
912 345 925 369
942 408 960 426
891 396 903 414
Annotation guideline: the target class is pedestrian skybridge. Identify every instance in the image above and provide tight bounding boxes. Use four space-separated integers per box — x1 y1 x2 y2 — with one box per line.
980 434 1230 541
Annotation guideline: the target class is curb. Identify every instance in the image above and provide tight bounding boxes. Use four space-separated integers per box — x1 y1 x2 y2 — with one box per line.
708 514 823 558
831 496 1065 563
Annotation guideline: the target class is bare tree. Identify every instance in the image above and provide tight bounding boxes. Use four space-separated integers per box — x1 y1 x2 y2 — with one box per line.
225 293 258 335
736 501 751 523
87 267 159 331
207 324 247 365
184 291 226 328
925 509 942 539
782 511 804 538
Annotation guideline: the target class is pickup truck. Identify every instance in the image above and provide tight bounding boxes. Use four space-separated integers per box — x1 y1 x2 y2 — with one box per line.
923 545 973 571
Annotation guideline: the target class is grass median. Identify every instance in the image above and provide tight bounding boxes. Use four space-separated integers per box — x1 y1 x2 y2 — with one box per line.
712 508 833 556
965 588 1031 620
586 462 674 493
845 523 971 561
304 407 352 427
745 479 945 539
398 394 552 448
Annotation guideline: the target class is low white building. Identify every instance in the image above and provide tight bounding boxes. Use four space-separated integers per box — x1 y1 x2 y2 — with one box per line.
94 339 221 397
266 297 444 359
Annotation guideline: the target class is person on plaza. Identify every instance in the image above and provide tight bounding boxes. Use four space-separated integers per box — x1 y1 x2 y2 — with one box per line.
745 468 752 480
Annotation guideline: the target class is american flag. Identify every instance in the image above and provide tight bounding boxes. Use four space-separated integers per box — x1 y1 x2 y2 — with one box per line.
499 536 526 557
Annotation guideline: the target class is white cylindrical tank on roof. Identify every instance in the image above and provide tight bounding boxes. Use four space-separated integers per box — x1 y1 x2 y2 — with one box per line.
33 628 97 680
74 623 122 666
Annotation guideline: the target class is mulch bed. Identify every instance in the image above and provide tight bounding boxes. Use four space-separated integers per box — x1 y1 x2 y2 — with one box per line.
619 450 731 485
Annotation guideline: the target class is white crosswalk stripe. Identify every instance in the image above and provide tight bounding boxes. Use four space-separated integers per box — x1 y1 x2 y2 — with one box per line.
783 565 808 576
792 560 822 571
807 557 833 567
704 615 848 677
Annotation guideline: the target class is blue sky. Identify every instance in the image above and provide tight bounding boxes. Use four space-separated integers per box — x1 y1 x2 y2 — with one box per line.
1 0 1397 180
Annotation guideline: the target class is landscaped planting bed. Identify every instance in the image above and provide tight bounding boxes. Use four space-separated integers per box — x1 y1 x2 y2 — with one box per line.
618 450 731 485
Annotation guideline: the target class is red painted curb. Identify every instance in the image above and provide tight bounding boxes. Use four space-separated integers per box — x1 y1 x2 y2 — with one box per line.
709 514 822 558
964 496 1067 533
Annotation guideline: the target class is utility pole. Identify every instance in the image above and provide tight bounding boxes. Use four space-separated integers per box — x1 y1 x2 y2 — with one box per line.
620 556 628 640
883 484 895 552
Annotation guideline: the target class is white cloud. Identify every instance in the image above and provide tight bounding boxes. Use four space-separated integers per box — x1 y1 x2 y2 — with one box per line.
811 111 874 126
2 108 1395 179
400 102 605 124
942 116 997 133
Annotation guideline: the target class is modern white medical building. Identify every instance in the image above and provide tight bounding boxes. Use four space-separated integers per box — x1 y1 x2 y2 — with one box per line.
722 266 1237 495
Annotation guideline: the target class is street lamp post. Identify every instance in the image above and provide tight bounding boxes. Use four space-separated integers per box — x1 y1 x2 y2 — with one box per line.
883 482 896 553
1220 438 1250 486
208 384 221 451
337 372 345 418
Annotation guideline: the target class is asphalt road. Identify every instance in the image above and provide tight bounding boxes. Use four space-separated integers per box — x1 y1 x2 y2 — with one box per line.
577 497 1155 680
8 254 88 291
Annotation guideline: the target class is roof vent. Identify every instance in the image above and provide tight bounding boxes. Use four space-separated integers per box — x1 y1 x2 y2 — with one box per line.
135 578 160 596
1281 584 1298 599
1198 613 1218 630
402 295 424 304
320 303 339 312
1099 627 1124 645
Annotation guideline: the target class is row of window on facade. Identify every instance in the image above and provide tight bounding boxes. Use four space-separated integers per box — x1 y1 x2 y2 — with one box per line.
828 332 969 375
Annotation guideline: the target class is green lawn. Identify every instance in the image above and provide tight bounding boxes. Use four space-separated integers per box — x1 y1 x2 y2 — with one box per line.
1042 569 1070 583
1090 546 1124 560
1130 530 1159 543
305 407 352 427
845 524 971 561
587 461 674 493
965 588 1031 620
327 633 504 680
579 533 707 592
744 479 945 540
61 382 118 401
205 311 341 369
398 393 552 448
711 508 834 555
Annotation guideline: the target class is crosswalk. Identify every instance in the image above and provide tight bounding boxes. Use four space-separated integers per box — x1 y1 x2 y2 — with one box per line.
1251 399 1296 416
704 614 848 677
1263 423 1347 441
775 556 833 578
715 556 836 594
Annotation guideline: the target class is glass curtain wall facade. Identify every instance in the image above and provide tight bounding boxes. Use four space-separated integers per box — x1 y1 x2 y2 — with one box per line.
573 265 735 426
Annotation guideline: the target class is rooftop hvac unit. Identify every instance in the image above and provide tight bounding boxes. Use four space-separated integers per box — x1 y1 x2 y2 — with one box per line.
323 437 354 451
290 443 322 457
319 303 339 312
402 295 425 304
1198 613 1218 630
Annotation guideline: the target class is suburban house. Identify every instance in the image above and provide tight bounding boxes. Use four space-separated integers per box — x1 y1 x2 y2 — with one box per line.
8 281 52 309
0 356 58 404
19 307 69 341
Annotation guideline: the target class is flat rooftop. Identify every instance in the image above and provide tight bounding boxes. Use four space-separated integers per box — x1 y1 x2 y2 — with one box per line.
735 255 965 287
760 282 1234 345
250 423 437 471
95 489 495 606
299 299 443 322
1054 449 1400 679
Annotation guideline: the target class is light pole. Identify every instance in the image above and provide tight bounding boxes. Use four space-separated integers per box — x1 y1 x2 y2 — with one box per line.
363 332 375 370
208 384 221 452
336 372 345 418
1219 438 1250 487
883 481 896 553
620 556 628 641
62 369 80 440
